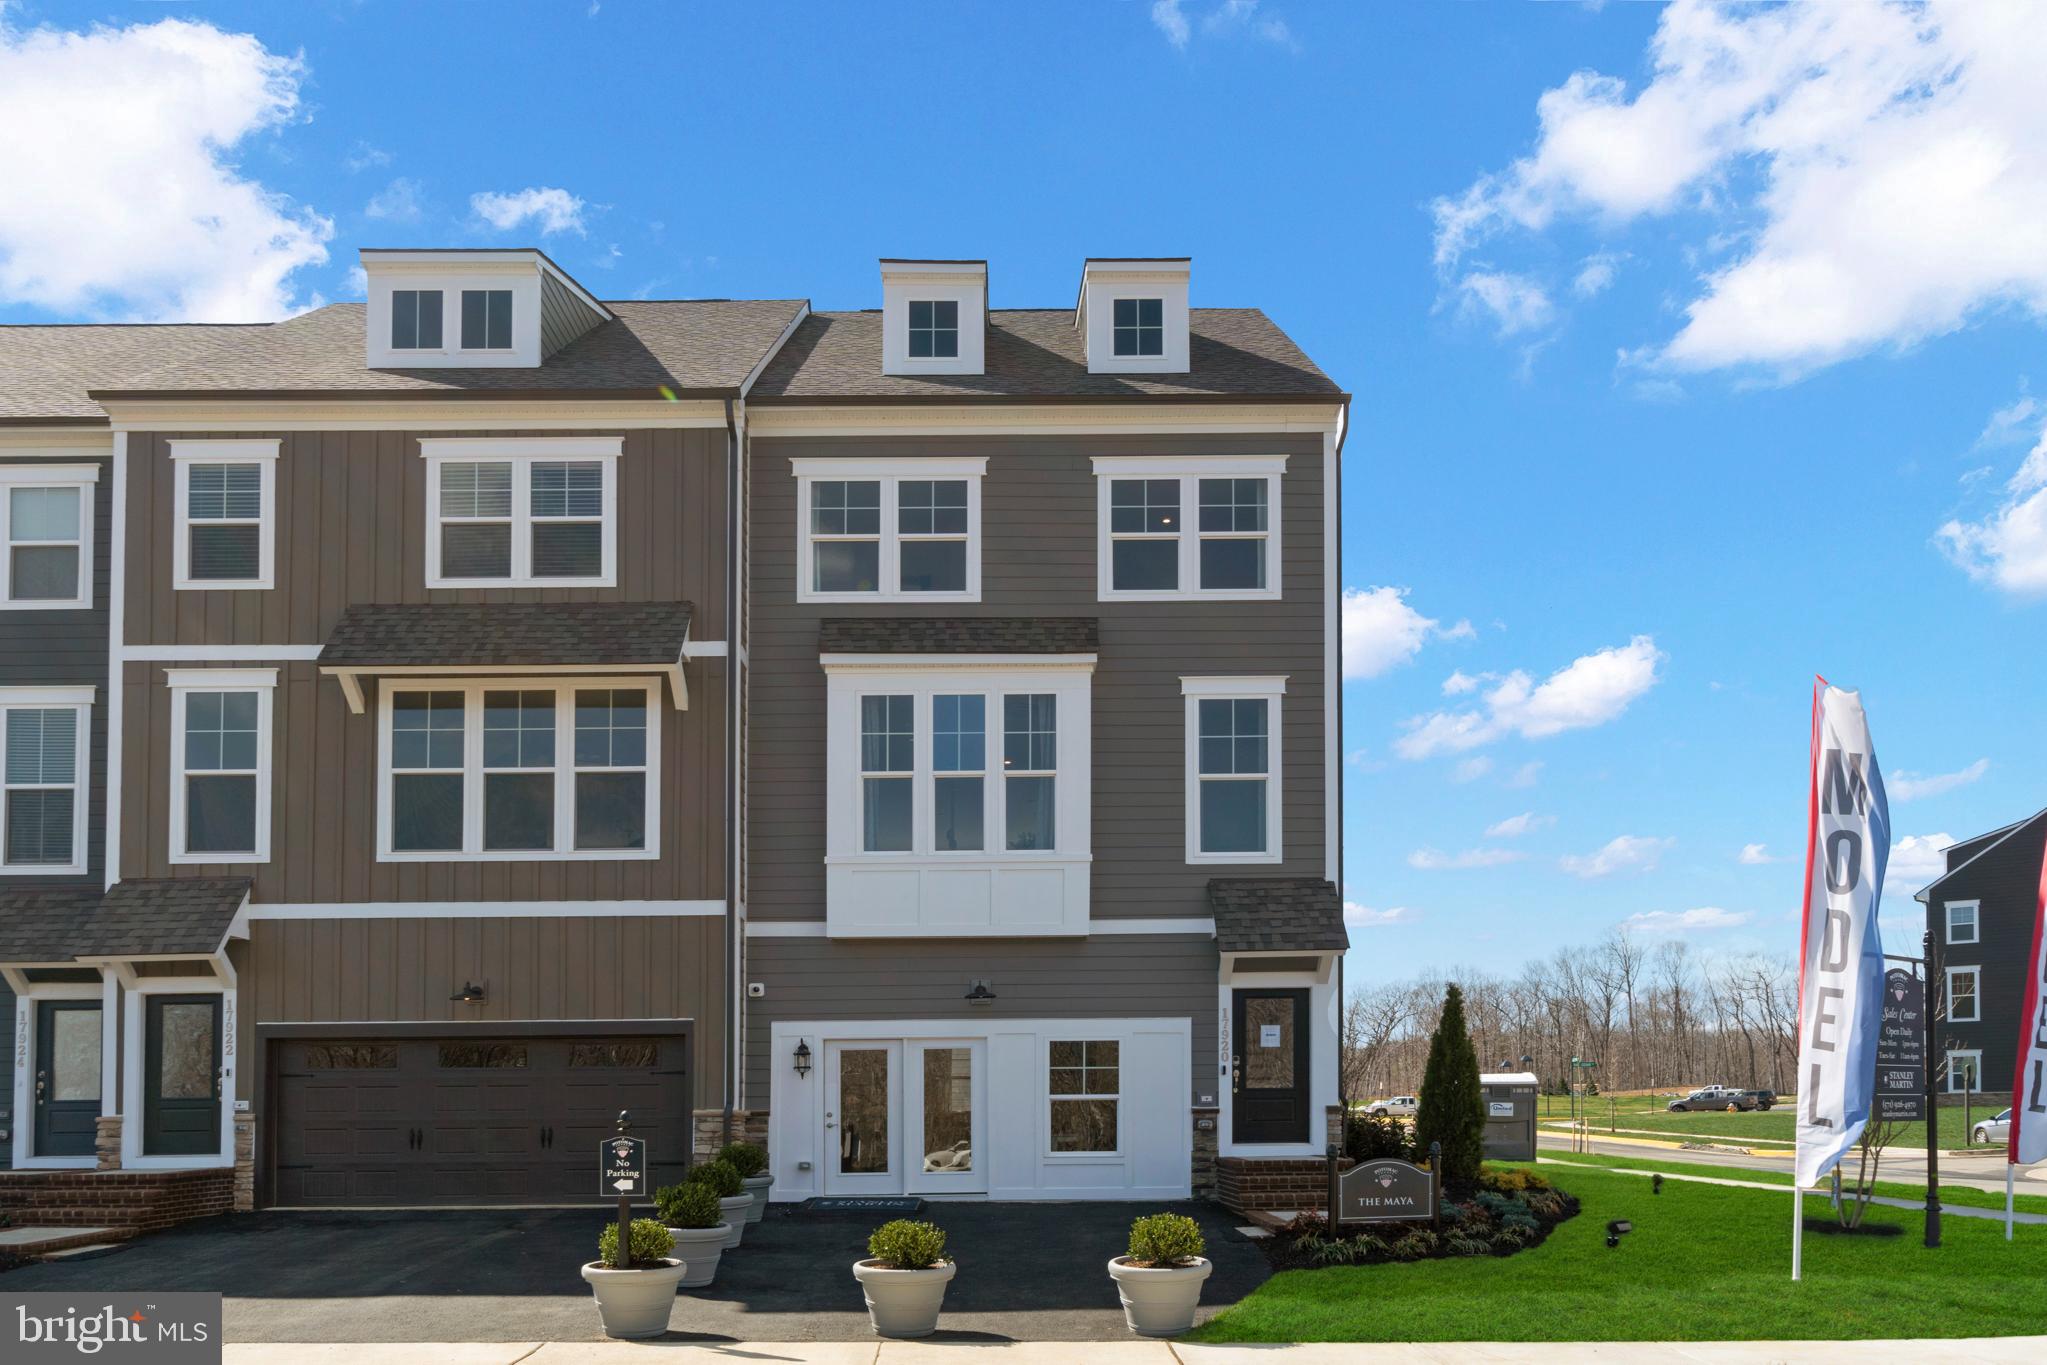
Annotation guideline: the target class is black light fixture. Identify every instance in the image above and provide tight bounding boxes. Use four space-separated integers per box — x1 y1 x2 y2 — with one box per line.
450 981 485 1004
792 1039 812 1078
1652 1174 1664 1196
964 979 996 1006
1606 1218 1633 1249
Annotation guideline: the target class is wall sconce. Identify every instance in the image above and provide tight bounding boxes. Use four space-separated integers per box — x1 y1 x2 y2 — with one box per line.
450 981 485 1004
964 979 996 1006
792 1040 812 1078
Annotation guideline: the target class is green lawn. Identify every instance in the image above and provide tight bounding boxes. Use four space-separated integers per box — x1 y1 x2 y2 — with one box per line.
1189 1165 2047 1343
1539 1149 2047 1217
1546 1096 2001 1152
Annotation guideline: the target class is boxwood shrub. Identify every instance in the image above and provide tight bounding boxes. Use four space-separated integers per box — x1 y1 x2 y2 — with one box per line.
867 1219 948 1269
597 1217 675 1269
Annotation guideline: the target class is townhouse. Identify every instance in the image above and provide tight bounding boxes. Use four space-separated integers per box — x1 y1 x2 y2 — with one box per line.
0 248 1347 1217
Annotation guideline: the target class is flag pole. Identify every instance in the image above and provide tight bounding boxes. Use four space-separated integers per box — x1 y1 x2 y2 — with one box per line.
2008 1165 2016 1242
1792 1183 1803 1280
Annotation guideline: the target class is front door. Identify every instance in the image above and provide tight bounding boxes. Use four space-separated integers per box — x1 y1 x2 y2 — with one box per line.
1232 988 1310 1144
144 995 222 1157
33 1001 101 1157
823 1040 901 1195
905 1040 985 1195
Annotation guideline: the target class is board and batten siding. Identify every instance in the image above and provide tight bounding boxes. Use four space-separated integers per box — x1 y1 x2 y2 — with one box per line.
120 658 727 904
746 432 1328 925
123 428 729 646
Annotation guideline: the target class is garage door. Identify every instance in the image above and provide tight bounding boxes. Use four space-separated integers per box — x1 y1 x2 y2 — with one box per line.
271 1034 691 1206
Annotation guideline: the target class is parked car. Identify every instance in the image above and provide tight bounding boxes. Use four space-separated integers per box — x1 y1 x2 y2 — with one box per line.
1973 1109 2013 1147
1668 1086 1755 1113
1365 1095 1418 1118
1744 1089 1777 1111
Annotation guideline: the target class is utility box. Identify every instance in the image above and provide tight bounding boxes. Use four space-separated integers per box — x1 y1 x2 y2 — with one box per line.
1479 1071 1539 1161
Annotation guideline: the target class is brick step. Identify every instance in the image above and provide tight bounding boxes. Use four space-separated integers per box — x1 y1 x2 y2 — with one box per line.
0 1226 137 1259
0 1207 153 1227
39 1242 130 1263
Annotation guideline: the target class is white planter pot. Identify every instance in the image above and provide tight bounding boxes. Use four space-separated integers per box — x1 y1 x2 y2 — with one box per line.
1108 1256 1213 1337
718 1194 753 1248
741 1172 773 1224
852 1258 956 1338
580 1259 687 1339
666 1225 729 1289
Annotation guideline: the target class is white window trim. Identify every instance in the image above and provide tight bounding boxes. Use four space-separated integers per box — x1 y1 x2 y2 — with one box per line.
1945 899 1980 945
1946 965 1981 1024
387 287 446 355
1946 1048 1984 1094
1183 675 1285 866
458 287 516 353
167 668 276 865
1044 1035 1123 1160
1092 455 1285 602
0 464 98 610
120 975 235 1169
0 685 94 876
793 457 985 604
374 675 662 863
170 441 278 591
420 438 621 589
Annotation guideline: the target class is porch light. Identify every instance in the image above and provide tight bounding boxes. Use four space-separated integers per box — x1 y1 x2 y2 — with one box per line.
792 1040 812 1078
964 979 996 1006
451 981 485 1004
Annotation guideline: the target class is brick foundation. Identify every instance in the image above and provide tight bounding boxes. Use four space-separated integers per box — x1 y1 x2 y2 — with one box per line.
1191 1108 1219 1198
94 1116 123 1171
0 1168 233 1233
690 1108 769 1161
1215 1155 1349 1216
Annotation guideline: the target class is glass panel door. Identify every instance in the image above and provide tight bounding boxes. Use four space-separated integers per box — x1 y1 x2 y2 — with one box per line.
1232 988 1310 1144
144 994 223 1156
33 1001 101 1157
823 1040 901 1195
906 1040 985 1194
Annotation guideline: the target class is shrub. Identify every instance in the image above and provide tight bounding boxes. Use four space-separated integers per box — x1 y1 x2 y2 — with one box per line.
1126 1212 1205 1267
1344 1112 1412 1162
717 1141 768 1179
597 1217 675 1269
1413 983 1486 1191
1388 1228 1439 1261
654 1180 724 1230
1480 1166 1550 1194
684 1158 743 1198
1444 1232 1493 1257
867 1219 948 1269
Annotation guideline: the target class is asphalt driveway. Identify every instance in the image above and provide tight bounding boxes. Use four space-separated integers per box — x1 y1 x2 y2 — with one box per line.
3 1200 1269 1342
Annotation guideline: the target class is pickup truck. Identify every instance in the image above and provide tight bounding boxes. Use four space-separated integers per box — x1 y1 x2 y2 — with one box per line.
1668 1086 1757 1112
1364 1095 1418 1118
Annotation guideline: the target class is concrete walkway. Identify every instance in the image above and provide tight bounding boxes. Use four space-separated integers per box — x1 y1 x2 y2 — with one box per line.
1538 1158 2047 1224
222 1337 2047 1363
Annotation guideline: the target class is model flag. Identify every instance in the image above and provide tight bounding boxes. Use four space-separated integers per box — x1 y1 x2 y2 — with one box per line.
2004 830 2047 1238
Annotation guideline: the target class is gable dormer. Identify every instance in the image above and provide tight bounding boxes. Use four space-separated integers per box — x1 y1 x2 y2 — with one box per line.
880 259 987 376
362 248 612 370
1076 257 1190 375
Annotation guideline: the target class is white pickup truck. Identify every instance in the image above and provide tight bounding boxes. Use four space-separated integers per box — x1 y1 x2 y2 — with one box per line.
1364 1095 1418 1118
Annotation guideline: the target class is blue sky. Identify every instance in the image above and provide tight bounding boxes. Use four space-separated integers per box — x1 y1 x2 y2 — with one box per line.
3 2 2043 980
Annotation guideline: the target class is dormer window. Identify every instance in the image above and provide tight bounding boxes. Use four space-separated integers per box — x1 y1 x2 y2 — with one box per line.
1112 298 1164 357
1079 259 1190 374
909 301 959 358
391 290 444 350
461 290 514 351
362 249 611 369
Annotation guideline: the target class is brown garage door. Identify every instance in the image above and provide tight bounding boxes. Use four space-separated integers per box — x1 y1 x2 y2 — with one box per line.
271 1034 691 1206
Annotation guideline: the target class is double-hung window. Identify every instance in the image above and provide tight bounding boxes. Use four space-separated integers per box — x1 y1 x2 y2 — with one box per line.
423 439 618 587
171 442 277 590
379 679 659 860
908 300 959 358
1094 457 1283 600
460 289 514 350
168 669 275 864
1111 298 1164 357
390 289 444 350
0 688 91 874
1946 1049 1983 1094
0 465 96 608
1945 900 1979 945
1048 1040 1119 1153
795 458 983 601
1184 676 1284 863
853 689 1065 856
1947 965 1981 1023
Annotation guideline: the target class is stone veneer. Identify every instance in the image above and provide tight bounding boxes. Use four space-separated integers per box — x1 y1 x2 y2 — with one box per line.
94 1116 123 1171
0 1168 233 1232
691 1108 769 1161
1191 1107 1220 1197
233 1113 258 1212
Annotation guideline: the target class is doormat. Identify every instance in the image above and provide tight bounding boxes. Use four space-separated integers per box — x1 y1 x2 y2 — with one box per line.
802 1196 926 1214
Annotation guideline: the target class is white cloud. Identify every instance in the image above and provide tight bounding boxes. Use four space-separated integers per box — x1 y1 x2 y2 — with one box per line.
1341 587 1471 681
343 140 390 173
1573 253 1621 298
1433 1 2047 376
1396 635 1665 759
1938 422 2047 596
1627 906 1753 933
1486 812 1554 839
1738 842 1782 865
1156 0 1297 51
1442 670 1482 696
1457 270 1555 336
1979 393 2040 447
1888 832 1956 888
343 264 368 299
1345 902 1419 928
1888 758 1990 801
1560 834 1674 879
363 177 424 223
1151 0 1191 49
470 186 588 236
1505 761 1543 789
1451 756 1493 784
0 15 330 322
1408 846 1528 871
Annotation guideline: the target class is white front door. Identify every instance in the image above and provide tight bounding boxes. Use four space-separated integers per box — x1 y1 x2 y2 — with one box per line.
823 1040 901 1195
906 1039 986 1195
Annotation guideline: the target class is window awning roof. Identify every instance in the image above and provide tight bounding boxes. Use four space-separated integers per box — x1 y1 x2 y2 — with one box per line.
0 878 251 966
1208 877 1349 954
318 601 695 711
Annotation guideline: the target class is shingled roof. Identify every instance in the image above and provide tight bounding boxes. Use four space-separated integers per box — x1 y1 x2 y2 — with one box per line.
1208 878 1350 954
0 324 265 423
320 601 694 668
0 888 107 962
751 308 1341 402
0 878 250 962
820 617 1099 656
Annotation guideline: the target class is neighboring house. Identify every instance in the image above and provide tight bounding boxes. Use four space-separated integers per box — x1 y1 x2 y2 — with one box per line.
0 248 1346 1216
1916 806 2047 1106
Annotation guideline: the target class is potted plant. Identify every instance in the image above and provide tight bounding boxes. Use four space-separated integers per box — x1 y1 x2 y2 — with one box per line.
655 1181 730 1289
1107 1212 1212 1337
685 1157 754 1249
719 1140 772 1223
852 1219 954 1339
580 1217 685 1339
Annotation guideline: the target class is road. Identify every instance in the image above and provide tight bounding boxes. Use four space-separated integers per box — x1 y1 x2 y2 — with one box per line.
1535 1129 2039 1197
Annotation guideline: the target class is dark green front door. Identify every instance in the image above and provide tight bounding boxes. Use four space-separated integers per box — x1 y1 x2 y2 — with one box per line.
144 995 222 1156
34 1000 102 1157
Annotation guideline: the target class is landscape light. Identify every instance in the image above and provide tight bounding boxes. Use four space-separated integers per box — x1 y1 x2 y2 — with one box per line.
1606 1218 1633 1249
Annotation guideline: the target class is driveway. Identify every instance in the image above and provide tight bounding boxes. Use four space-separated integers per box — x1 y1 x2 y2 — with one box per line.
3 1200 1269 1343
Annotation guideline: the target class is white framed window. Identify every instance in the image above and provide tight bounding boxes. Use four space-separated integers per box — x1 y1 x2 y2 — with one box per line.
1946 1049 1983 1094
1093 456 1284 601
793 458 984 602
1945 899 1979 945
390 289 445 350
0 687 92 875
167 669 275 864
1947 965 1981 1023
460 288 514 351
171 442 277 591
421 438 619 588
0 465 97 609
1111 298 1164 357
908 300 960 358
376 677 660 861
1047 1038 1120 1154
1183 676 1284 865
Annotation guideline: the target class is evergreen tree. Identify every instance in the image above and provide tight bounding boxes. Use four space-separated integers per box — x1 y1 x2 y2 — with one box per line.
1414 982 1487 1189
